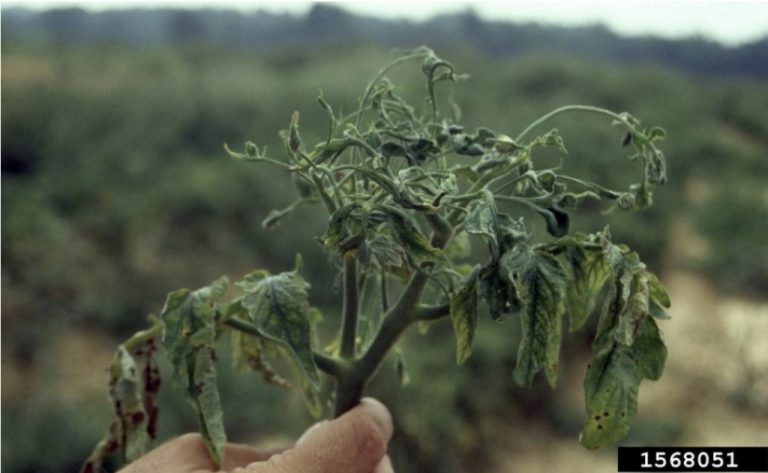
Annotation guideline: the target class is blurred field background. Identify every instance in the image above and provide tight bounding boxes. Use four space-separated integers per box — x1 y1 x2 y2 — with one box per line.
2 4 768 472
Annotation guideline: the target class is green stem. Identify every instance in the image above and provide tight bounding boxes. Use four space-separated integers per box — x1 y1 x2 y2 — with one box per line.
515 105 630 143
334 272 429 417
333 215 453 417
121 320 163 352
339 253 359 359
413 303 451 321
355 49 432 129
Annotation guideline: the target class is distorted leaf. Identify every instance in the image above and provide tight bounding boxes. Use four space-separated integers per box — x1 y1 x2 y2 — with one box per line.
580 344 641 449
649 300 672 320
565 244 612 331
528 128 568 154
647 126 666 141
614 271 650 346
159 276 229 466
535 205 570 238
81 326 162 473
231 330 289 388
633 316 667 380
288 111 301 153
465 190 527 259
502 246 568 387
239 257 320 390
450 267 480 364
323 203 361 252
580 316 666 449
361 232 410 278
384 207 442 263
647 271 671 308
479 260 523 321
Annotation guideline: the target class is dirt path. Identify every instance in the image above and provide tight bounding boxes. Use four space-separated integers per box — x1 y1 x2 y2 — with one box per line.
497 268 768 472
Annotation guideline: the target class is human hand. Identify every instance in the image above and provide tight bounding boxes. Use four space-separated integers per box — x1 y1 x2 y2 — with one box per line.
119 398 394 473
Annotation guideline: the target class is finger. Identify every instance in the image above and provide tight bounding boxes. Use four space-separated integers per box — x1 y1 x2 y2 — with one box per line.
246 397 393 473
220 442 279 470
119 433 221 472
375 454 395 473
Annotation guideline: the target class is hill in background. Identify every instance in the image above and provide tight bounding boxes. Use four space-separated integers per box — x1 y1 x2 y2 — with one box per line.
3 4 767 78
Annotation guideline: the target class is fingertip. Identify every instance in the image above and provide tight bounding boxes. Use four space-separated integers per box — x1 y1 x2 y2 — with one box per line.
358 397 393 440
375 454 395 473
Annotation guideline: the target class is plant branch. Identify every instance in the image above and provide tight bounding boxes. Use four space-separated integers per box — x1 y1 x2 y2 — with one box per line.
413 303 451 321
424 212 453 248
339 252 359 359
515 105 630 143
313 352 347 378
121 319 163 352
333 216 454 416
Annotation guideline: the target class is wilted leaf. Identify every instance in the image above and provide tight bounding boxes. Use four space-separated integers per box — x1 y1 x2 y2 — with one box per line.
580 343 640 449
450 267 480 364
160 276 229 466
580 316 667 449
323 203 361 253
535 205 570 238
501 246 568 387
647 271 671 308
465 190 527 259
231 330 289 388
239 257 320 390
565 244 612 331
614 271 650 346
81 326 162 473
384 207 442 263
479 260 524 321
360 232 410 279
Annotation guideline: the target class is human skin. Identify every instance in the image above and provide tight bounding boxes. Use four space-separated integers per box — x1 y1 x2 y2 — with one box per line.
119 398 394 473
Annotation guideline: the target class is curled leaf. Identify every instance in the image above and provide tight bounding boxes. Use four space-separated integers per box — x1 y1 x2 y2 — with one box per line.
450 267 480 364
81 324 162 473
535 205 570 238
160 277 229 466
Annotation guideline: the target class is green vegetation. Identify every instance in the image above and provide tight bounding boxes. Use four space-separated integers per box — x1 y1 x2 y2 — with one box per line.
79 47 671 471
3 40 767 473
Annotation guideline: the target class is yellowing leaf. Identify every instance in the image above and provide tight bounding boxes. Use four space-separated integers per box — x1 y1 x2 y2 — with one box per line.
231 330 289 388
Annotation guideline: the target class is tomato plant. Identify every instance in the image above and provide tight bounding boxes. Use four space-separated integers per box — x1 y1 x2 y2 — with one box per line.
82 47 671 472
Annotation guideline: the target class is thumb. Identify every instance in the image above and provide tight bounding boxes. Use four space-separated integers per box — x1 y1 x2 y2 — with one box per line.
245 398 393 473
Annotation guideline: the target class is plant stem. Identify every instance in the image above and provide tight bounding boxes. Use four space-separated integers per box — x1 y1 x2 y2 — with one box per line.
333 271 430 417
332 214 453 417
339 252 359 359
515 105 629 143
413 303 451 321
121 320 163 352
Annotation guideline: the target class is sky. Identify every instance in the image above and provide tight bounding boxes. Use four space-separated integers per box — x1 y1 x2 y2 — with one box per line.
3 0 768 46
